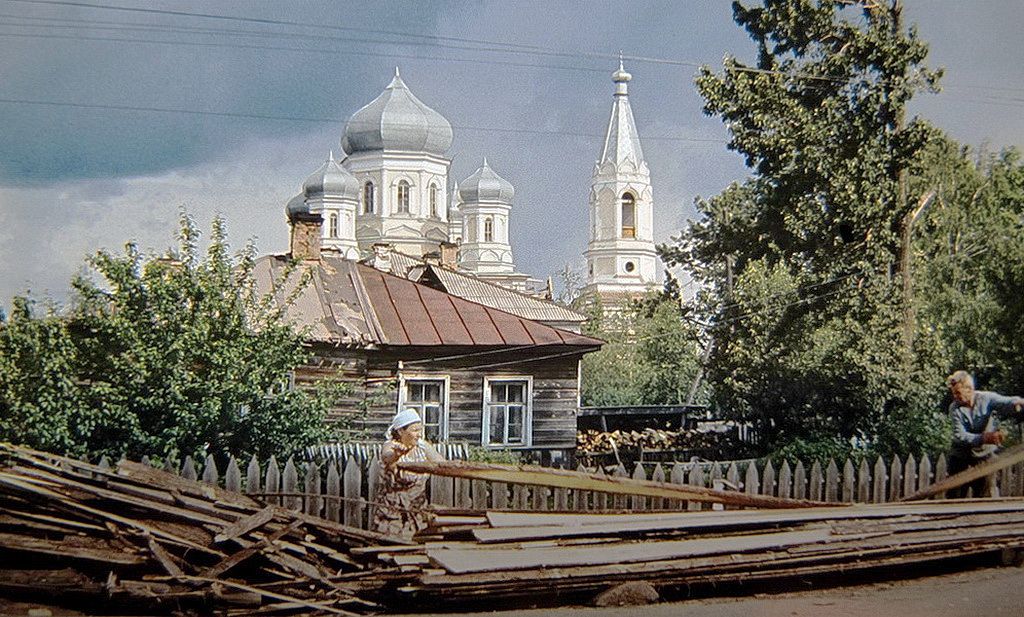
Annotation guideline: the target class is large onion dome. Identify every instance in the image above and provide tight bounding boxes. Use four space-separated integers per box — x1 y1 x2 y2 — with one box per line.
341 68 453 156
459 158 514 204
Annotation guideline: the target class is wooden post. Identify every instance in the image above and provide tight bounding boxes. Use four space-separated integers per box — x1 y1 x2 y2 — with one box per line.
265 456 280 506
824 459 838 503
282 458 300 511
456 478 472 510
857 458 870 503
793 461 807 500
687 464 705 511
225 456 241 493
651 464 666 510
918 454 932 494
841 459 854 503
631 464 648 510
889 455 904 502
778 460 792 500
430 473 454 508
366 456 380 525
809 461 823 502
245 455 261 496
342 458 361 526
472 479 489 511
325 462 341 523
611 464 628 510
903 454 917 498
181 456 197 482
744 462 760 497
493 481 509 510
762 461 776 498
670 462 686 511
202 454 219 486
304 462 321 517
873 456 887 503
512 482 529 510
573 464 590 511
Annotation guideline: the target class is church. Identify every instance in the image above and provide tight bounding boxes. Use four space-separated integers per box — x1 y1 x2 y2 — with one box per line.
284 61 660 302
261 62 660 458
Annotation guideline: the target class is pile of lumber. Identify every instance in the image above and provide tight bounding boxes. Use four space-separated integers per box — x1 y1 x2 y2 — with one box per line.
0 443 411 615
386 500 1024 606
577 427 737 454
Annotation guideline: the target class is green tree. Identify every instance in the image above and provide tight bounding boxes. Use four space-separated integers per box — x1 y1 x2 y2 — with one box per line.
662 0 947 456
581 287 706 407
0 213 347 461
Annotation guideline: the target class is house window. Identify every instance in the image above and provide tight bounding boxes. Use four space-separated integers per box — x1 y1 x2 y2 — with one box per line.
621 192 636 238
483 217 494 242
429 183 439 218
482 377 532 447
328 213 338 238
363 181 375 214
396 180 410 214
400 377 448 441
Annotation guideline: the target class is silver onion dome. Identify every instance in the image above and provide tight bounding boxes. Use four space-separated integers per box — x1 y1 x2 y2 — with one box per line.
459 158 514 204
302 152 359 200
285 192 308 220
341 68 453 156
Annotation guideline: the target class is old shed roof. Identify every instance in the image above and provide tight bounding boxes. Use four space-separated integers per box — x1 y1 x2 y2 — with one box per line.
254 254 601 349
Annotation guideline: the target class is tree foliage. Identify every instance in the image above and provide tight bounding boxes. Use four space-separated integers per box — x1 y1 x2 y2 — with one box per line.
580 285 707 408
0 214 346 461
662 0 952 457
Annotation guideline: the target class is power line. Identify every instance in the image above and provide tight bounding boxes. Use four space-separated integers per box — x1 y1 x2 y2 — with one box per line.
8 0 1023 99
6 0 546 52
0 97 729 145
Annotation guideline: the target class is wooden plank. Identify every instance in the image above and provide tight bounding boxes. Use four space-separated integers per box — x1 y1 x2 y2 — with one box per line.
428 528 834 574
903 444 1024 501
202 520 302 579
476 500 1024 543
0 531 145 564
214 506 275 544
399 461 835 509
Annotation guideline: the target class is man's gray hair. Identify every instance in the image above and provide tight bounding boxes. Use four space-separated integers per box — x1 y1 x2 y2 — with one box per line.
947 370 975 390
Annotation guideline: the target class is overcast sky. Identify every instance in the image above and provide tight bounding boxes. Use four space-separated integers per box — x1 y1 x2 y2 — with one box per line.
1 0 1022 308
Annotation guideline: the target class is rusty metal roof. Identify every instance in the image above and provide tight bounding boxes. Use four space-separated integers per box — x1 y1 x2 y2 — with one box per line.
375 251 587 327
356 264 600 347
255 254 601 349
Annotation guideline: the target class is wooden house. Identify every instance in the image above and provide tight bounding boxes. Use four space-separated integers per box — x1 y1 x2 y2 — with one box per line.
255 218 601 462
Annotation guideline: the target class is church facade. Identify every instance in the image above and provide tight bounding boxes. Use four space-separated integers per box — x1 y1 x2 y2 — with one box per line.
285 62 660 301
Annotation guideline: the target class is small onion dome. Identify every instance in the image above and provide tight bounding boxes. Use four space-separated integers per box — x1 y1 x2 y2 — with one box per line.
302 152 359 200
341 68 453 156
285 192 309 220
612 59 632 84
459 158 514 204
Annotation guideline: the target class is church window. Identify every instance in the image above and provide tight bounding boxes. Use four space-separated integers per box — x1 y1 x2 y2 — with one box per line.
625 261 636 273
363 181 375 214
484 217 494 242
621 192 636 238
328 213 338 238
429 183 439 218
397 180 410 213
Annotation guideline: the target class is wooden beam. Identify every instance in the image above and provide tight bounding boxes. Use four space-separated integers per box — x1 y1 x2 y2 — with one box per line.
400 460 836 509
214 506 275 544
902 444 1024 501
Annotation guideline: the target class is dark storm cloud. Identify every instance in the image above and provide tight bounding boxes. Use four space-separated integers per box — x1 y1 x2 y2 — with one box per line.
0 0 1021 305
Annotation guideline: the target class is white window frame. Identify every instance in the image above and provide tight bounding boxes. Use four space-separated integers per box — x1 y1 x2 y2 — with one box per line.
481 375 533 448
398 374 450 441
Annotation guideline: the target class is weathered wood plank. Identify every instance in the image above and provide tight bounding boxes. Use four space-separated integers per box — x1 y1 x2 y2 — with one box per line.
399 461 836 509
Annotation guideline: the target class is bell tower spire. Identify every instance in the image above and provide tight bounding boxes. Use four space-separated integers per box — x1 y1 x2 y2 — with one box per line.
583 59 658 303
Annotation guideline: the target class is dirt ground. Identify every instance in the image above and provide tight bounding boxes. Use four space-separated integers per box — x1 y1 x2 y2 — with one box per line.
408 564 1024 617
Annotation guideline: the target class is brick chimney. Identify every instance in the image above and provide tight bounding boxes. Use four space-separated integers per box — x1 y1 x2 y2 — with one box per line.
289 212 323 261
371 243 393 273
439 241 459 269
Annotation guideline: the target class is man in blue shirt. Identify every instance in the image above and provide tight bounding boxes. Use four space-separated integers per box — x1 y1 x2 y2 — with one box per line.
946 370 1024 497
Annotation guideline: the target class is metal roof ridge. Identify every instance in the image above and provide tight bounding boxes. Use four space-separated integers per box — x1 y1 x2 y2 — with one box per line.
348 261 387 345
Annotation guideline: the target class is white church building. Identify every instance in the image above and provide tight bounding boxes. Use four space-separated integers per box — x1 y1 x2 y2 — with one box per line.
285 62 659 301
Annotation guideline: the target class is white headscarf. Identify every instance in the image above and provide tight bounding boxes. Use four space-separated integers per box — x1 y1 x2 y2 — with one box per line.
386 408 422 439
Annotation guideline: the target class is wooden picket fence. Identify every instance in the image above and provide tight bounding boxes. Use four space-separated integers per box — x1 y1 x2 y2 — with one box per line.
107 452 1024 531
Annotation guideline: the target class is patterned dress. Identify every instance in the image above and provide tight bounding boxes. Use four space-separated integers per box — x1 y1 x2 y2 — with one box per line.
372 441 430 539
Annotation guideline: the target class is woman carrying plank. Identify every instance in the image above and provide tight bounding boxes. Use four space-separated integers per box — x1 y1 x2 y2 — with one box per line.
372 409 445 538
